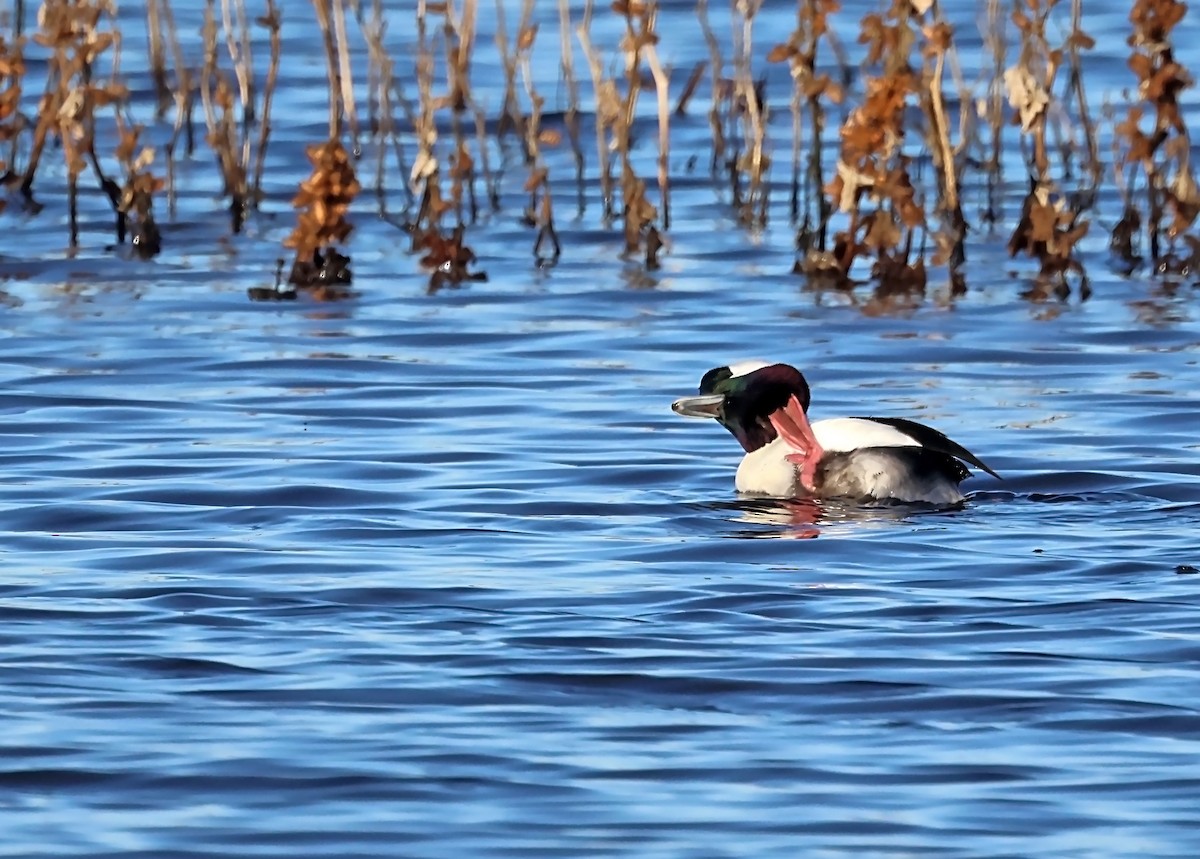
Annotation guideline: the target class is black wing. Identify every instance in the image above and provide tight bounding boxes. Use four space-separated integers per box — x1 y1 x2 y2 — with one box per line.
851 416 1001 479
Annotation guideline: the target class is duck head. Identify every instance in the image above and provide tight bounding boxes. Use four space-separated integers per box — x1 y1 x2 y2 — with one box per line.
671 360 812 453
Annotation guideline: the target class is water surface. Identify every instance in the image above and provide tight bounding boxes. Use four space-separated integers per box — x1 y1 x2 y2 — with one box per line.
2 2 1200 857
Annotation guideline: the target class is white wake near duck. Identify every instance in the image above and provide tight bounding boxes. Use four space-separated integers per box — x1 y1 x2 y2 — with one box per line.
672 360 999 504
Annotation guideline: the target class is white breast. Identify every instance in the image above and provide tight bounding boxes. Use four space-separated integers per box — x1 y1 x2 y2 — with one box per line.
734 437 799 497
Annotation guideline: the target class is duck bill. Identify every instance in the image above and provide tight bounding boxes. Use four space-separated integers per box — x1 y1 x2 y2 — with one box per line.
671 393 724 419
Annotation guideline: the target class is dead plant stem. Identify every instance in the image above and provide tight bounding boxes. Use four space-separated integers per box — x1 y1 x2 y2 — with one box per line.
312 0 341 138
643 11 671 229
252 0 281 204
332 0 359 149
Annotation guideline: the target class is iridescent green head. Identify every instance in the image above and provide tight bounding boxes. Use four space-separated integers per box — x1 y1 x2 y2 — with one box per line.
672 361 811 452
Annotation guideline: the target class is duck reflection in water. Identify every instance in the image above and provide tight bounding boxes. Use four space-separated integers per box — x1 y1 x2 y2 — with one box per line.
717 496 930 540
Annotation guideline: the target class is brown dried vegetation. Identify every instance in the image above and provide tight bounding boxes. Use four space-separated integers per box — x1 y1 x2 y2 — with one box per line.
1114 0 1198 274
768 0 842 252
0 34 25 209
400 0 488 294
820 2 927 289
576 0 667 267
115 119 164 258
0 0 1197 301
21 0 126 245
199 0 281 234
285 139 359 290
1003 0 1090 294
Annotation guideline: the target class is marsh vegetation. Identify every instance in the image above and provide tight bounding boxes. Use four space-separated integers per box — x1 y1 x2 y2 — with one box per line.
0 0 1195 299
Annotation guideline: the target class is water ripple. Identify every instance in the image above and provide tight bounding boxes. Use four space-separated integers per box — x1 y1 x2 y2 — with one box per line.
2 3 1200 857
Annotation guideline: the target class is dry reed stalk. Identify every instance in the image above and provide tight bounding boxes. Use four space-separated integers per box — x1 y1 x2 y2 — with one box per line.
251 0 280 206
1064 0 1100 188
409 0 444 235
1117 0 1197 269
362 2 380 142
200 0 248 230
441 0 496 213
331 0 359 150
641 8 672 231
921 9 956 212
114 117 163 257
514 9 540 161
444 2 470 223
1108 118 1141 268
613 0 661 263
695 0 729 174
0 34 24 196
312 0 343 139
442 0 484 222
576 3 618 219
412 1 444 232
144 0 170 116
981 0 1005 223
493 0 528 150
1005 0 1057 181
157 0 195 217
10 2 27 36
1005 0 1089 287
824 2 926 287
768 0 842 263
673 61 706 115
917 0 966 273
361 0 414 216
731 0 768 226
456 0 480 218
557 0 585 210
515 16 560 263
777 6 803 224
220 0 254 138
445 0 474 112
404 0 486 290
940 9 972 164
21 0 126 246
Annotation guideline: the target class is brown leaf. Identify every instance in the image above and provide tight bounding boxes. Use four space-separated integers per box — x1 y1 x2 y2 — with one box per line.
517 24 539 52
1028 201 1058 244
862 211 901 251
1067 30 1095 51
1127 52 1152 83
767 44 793 63
923 22 953 54
523 166 548 192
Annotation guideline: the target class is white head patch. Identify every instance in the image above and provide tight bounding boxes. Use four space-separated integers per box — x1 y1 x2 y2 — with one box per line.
727 359 771 378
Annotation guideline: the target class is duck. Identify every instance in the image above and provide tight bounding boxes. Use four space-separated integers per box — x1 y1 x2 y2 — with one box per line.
671 360 999 504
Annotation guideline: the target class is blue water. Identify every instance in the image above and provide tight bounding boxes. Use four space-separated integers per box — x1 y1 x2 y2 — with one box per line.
2 2 1200 857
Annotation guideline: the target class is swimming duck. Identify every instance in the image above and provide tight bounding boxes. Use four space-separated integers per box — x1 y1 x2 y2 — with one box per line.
672 360 999 504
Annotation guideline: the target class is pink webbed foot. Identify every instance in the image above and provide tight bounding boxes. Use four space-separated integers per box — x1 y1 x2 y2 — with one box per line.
768 394 825 494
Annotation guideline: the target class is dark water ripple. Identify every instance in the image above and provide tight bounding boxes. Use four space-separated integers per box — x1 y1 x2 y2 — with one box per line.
2 2 1200 858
